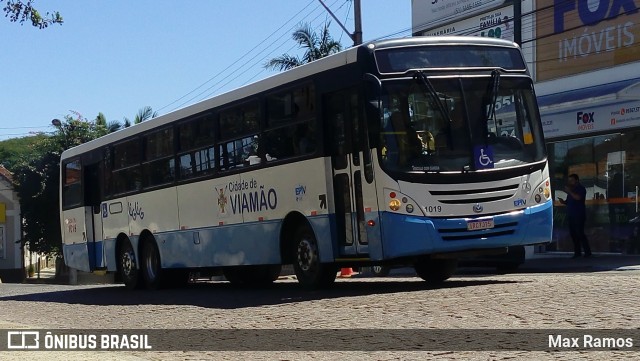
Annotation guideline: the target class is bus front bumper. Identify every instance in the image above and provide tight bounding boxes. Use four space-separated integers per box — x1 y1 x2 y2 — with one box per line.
379 200 552 260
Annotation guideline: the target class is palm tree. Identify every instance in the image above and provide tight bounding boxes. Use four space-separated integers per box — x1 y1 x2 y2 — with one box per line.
123 106 158 126
264 22 343 71
94 112 123 133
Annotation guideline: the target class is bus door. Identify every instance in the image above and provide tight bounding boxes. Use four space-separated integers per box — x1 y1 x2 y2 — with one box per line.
326 89 378 257
83 162 104 270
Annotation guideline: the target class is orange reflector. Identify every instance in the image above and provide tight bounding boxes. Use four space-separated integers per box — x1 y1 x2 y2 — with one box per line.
365 207 372 213
311 211 318 216
181 226 186 230
258 217 264 221
367 220 376 227
218 222 224 226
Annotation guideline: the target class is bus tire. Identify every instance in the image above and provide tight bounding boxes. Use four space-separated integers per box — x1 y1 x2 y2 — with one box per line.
141 238 164 290
414 258 457 284
118 238 142 290
292 226 336 289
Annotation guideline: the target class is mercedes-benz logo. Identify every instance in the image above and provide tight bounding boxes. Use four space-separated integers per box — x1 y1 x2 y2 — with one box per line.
473 203 483 213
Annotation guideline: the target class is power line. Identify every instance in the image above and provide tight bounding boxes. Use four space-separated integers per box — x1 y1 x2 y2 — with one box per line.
156 0 319 113
159 1 639 115
180 0 344 107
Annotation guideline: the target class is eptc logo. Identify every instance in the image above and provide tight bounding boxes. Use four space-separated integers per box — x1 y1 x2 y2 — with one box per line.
577 111 595 130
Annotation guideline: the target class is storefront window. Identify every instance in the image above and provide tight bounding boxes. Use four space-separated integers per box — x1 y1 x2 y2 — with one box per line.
549 131 640 253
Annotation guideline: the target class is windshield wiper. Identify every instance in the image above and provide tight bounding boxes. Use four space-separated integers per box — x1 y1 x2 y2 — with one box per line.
413 70 454 149
413 70 451 123
485 69 501 125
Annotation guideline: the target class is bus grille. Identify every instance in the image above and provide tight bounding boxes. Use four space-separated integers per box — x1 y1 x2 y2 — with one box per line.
437 221 518 241
429 183 519 205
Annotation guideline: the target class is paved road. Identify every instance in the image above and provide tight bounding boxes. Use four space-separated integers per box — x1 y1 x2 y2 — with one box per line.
1 268 639 360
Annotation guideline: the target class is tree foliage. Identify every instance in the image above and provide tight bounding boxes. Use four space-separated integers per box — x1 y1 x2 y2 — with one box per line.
123 106 158 126
2 0 63 28
13 115 107 257
264 22 343 71
0 134 46 172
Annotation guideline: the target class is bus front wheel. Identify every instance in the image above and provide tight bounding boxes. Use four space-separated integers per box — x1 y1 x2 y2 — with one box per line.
118 239 141 290
292 226 336 289
414 258 458 285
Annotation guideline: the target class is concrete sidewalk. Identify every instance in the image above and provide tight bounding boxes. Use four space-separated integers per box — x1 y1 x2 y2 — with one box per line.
23 267 114 285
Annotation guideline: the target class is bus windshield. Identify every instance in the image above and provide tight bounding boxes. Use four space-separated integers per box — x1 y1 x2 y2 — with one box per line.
378 75 546 173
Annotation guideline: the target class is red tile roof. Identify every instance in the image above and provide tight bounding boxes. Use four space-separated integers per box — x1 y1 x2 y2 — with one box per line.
0 165 14 185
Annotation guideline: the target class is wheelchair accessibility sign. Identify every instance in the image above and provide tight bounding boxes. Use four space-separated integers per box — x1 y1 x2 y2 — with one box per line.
474 146 494 169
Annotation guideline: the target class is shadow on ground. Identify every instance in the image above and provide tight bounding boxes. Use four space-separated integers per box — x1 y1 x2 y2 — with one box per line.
0 277 519 309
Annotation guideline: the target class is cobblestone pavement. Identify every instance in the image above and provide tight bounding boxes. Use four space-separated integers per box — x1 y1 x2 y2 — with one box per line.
1 269 639 360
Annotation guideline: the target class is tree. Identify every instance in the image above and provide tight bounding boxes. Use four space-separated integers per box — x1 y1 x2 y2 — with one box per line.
264 22 343 71
13 114 107 257
94 112 123 133
123 106 158 126
2 0 63 28
0 134 46 172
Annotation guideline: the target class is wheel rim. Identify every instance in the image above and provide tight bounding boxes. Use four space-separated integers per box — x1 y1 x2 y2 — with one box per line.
296 237 317 272
121 248 136 278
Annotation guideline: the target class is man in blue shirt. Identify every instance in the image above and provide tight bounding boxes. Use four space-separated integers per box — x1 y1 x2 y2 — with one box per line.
559 174 592 258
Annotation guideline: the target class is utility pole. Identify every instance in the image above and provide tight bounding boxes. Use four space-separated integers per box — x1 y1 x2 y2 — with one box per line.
513 0 522 45
353 0 362 45
318 0 363 46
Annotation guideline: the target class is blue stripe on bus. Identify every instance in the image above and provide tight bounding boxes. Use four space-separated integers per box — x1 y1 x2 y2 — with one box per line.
380 200 553 259
65 215 335 272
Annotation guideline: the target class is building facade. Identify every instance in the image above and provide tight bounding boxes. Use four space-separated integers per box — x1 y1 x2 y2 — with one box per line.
535 0 640 253
0 165 23 282
411 0 640 253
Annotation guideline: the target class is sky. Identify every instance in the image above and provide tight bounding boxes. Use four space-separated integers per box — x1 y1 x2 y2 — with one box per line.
0 0 411 140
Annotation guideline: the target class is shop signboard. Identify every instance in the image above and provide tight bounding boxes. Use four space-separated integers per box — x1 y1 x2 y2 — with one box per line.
420 6 514 41
536 0 640 81
412 0 507 34
542 100 640 139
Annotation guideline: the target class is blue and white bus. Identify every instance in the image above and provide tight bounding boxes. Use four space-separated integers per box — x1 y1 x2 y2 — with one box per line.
60 36 552 289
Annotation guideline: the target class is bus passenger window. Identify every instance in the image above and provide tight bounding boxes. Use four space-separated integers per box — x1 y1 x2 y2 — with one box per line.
62 160 82 208
295 124 315 154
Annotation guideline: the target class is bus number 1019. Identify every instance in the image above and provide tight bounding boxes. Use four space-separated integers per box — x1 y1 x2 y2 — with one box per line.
426 206 442 213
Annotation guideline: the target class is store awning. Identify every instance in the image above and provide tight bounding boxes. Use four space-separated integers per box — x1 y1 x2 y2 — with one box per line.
537 78 640 112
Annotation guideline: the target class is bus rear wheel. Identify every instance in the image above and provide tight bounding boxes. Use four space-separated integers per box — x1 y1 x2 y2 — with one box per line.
141 239 164 290
118 238 141 290
292 226 336 289
414 258 458 285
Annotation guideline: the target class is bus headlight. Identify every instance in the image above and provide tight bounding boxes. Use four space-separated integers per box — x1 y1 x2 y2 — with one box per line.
389 199 401 211
532 179 552 204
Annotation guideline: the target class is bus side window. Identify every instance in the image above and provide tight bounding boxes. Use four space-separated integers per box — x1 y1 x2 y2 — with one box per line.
62 159 82 208
264 83 316 160
178 114 216 179
143 127 175 188
112 138 142 195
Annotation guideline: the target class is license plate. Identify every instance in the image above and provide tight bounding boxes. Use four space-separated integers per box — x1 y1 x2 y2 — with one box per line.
467 219 495 231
